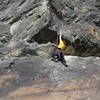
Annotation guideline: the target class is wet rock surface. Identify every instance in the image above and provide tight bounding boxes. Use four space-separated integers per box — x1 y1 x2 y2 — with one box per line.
0 56 100 100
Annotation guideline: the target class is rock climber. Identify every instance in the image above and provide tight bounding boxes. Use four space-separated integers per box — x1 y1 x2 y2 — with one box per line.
52 32 68 67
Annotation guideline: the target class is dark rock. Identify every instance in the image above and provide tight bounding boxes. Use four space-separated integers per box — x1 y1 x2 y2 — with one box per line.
49 0 100 56
28 27 57 44
0 58 14 70
0 22 11 43
0 46 12 57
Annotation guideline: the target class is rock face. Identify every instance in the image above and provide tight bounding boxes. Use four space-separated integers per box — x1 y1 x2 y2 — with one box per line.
49 0 100 56
0 56 100 100
0 0 99 56
0 0 50 40
0 0 100 100
0 22 11 44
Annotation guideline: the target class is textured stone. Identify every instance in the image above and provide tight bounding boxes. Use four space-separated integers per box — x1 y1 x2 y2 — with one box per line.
49 0 100 56
0 56 100 100
0 22 11 43
0 0 100 100
0 0 99 56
